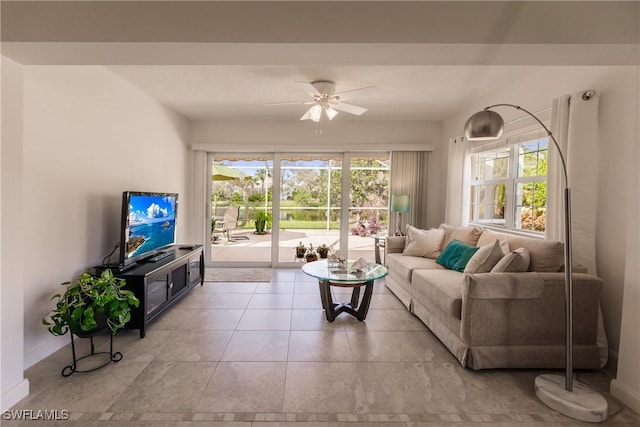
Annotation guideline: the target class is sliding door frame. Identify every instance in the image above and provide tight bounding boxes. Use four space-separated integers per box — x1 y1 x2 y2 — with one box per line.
205 151 390 268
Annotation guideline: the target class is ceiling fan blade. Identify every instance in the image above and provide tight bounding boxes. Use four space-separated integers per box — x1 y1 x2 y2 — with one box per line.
264 101 307 107
333 102 368 115
334 85 379 98
296 81 321 96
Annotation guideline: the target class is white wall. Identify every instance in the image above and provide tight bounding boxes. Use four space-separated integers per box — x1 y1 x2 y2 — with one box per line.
1 57 30 410
610 49 640 413
191 120 440 152
20 66 191 368
441 65 638 365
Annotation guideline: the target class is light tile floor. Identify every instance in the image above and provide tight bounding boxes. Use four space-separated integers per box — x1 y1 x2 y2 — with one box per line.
7 269 640 426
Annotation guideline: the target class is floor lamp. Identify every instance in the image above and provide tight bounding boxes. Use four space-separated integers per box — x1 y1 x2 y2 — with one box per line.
464 104 608 423
391 194 410 236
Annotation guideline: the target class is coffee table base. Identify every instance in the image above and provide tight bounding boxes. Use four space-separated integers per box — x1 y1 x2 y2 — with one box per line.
318 279 374 322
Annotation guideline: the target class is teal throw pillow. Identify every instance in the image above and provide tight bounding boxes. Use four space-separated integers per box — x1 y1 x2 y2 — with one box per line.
436 239 480 272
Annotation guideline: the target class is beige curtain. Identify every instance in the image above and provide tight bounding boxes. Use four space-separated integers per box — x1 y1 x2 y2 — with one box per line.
444 137 472 226
547 91 607 367
547 91 600 274
191 150 209 245
389 151 430 232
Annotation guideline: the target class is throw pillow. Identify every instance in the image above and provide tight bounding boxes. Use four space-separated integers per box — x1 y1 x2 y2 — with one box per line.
440 224 484 248
436 239 480 272
403 226 446 258
491 247 531 272
464 239 508 273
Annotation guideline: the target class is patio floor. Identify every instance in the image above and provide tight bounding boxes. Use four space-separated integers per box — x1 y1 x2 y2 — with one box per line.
211 229 383 264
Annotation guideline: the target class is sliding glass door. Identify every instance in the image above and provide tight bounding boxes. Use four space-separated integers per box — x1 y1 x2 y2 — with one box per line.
277 154 342 263
210 155 273 264
207 152 390 267
347 154 391 260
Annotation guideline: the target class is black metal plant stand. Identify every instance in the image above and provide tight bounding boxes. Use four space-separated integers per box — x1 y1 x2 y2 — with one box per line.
61 328 122 377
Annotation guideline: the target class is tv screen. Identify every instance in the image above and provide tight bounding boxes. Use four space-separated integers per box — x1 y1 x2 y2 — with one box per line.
119 191 178 267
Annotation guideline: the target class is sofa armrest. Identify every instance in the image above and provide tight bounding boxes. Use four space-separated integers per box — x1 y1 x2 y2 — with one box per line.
463 272 545 299
460 272 603 347
386 236 406 253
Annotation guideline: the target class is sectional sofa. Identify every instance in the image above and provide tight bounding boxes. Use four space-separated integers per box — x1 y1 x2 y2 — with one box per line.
384 224 605 370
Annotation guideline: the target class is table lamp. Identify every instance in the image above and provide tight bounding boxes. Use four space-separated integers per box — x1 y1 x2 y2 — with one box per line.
391 194 410 236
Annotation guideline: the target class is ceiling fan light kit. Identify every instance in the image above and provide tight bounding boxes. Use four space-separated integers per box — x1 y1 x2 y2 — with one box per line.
266 80 375 122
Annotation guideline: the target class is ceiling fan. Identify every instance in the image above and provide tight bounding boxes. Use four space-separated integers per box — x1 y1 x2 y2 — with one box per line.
265 80 377 122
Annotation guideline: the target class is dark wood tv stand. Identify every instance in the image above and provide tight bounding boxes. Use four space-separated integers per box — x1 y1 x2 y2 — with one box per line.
115 245 204 338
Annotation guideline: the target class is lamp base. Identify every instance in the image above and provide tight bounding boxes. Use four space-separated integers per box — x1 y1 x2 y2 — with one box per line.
534 374 608 423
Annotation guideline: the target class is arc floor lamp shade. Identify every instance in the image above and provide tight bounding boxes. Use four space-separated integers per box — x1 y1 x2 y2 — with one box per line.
464 109 505 141
464 103 607 423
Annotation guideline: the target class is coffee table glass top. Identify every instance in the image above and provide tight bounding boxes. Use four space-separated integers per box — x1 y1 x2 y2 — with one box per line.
301 259 388 283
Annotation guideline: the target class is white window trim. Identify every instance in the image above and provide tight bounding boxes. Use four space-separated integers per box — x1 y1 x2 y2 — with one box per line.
468 124 549 237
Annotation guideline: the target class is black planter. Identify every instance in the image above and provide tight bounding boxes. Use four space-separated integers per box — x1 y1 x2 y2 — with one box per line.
62 312 122 377
67 311 109 338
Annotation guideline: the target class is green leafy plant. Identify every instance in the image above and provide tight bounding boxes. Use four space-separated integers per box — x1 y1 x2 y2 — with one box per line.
254 210 271 234
295 241 307 258
317 243 330 258
42 269 140 336
305 244 318 262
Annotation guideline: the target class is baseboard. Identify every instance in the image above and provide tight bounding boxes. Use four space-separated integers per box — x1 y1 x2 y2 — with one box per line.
610 379 640 415
1 378 29 411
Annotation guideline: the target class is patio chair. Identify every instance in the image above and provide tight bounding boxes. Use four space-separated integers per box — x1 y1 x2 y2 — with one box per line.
212 206 249 241
212 206 239 241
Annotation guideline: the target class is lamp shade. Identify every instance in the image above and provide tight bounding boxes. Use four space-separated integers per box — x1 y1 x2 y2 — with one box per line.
309 104 323 122
391 194 410 213
464 110 505 141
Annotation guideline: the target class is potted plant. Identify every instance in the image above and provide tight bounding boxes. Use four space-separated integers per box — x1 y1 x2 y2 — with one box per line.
254 210 271 235
317 243 330 259
305 244 318 262
295 241 307 259
42 269 140 337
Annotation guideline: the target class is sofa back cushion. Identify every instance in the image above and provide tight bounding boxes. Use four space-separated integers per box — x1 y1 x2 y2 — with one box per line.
440 224 483 248
477 229 564 272
403 225 446 258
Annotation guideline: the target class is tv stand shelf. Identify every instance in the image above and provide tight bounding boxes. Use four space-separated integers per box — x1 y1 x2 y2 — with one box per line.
115 245 204 338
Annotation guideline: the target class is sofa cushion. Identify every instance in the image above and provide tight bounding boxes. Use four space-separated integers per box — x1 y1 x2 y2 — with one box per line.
440 224 484 248
476 229 513 248
412 269 465 319
386 253 444 283
464 239 507 273
491 248 531 272
436 239 479 272
477 229 564 272
403 225 445 258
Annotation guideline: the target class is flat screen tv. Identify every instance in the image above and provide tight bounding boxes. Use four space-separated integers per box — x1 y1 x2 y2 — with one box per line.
118 191 178 268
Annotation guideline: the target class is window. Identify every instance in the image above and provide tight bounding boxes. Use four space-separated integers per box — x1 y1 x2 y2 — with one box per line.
469 138 548 233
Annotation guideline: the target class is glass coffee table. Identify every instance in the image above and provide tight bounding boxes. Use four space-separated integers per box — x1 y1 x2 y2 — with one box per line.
301 260 388 322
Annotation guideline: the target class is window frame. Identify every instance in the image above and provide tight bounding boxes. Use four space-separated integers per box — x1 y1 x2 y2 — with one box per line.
468 129 549 236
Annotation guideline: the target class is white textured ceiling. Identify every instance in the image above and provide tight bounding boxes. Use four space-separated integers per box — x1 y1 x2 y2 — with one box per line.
108 65 545 122
3 1 638 123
